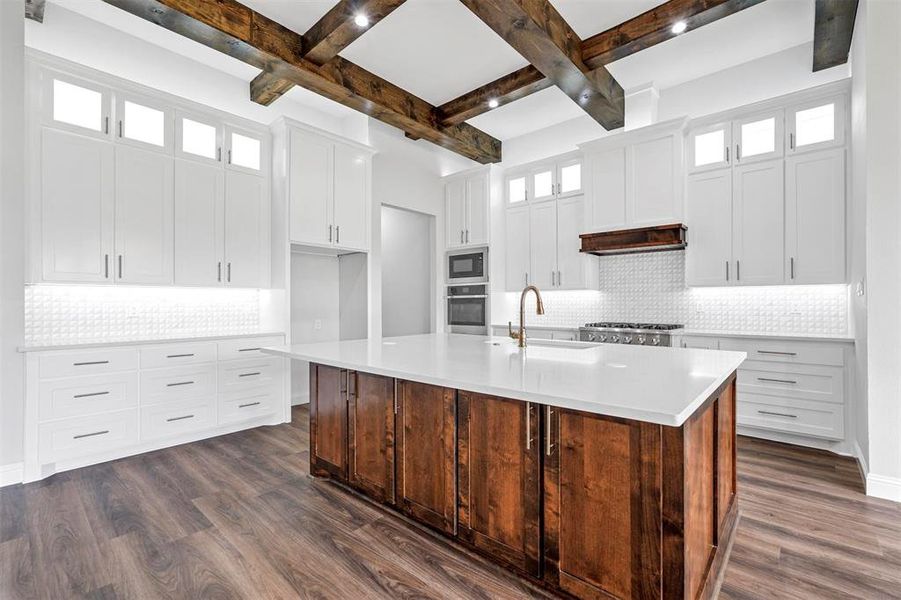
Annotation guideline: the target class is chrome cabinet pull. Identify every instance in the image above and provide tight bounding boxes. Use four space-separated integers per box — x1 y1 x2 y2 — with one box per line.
104 254 109 279
725 146 730 163
551 270 556 286
460 230 464 244
790 257 795 280
789 133 795 150
166 414 194 422
118 255 123 279
736 260 740 281
238 372 261 378
237 347 261 352
166 353 195 359
118 120 123 138
758 410 797 418
336 226 340 244
218 261 222 282
73 391 109 399
757 350 797 356
526 403 533 450
166 381 194 387
227 262 231 283
545 406 554 456
217 147 222 162
104 116 110 135
757 377 798 385
227 149 232 164
393 380 399 414
74 430 109 440
557 270 562 286
725 260 730 281
74 360 109 366
736 144 741 161
239 401 261 409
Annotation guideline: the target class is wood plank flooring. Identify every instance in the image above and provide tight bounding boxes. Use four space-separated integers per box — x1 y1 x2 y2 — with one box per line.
1 406 899 599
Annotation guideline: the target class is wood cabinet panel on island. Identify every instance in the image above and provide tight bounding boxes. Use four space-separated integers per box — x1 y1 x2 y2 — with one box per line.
306 363 739 600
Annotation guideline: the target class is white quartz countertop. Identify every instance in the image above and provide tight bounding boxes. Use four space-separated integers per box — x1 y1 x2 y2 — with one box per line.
19 332 286 353
262 333 746 427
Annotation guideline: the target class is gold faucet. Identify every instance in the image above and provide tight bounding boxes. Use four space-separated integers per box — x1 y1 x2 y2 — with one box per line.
509 285 545 348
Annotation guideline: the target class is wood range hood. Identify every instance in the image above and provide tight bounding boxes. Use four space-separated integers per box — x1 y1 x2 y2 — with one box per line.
579 223 687 256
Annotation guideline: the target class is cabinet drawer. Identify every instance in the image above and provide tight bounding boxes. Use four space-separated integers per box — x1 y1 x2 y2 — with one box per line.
39 372 139 421
217 336 284 361
39 348 139 379
219 389 279 424
719 338 844 366
140 364 217 406
140 343 217 369
680 336 720 350
141 399 216 441
738 394 843 440
39 409 139 462
218 357 283 393
738 361 844 404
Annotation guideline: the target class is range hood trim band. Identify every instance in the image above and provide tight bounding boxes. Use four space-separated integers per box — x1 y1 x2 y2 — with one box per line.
579 224 687 257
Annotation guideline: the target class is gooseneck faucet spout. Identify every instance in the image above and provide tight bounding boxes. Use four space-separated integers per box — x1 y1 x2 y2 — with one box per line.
508 285 545 348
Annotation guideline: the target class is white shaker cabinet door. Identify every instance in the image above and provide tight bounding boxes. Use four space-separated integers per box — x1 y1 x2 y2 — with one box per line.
528 201 557 290
732 158 785 285
466 172 490 246
586 147 627 231
114 145 174 285
446 177 467 248
686 169 733 287
224 171 270 288
40 128 115 283
785 148 846 284
289 131 332 246
333 143 368 251
505 205 531 292
555 196 588 290
174 159 224 286
630 134 679 226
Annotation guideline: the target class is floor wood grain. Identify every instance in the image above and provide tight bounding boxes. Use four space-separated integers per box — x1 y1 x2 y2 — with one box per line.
2 406 899 599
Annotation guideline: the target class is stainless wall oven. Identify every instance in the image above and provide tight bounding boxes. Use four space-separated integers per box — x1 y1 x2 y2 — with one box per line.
446 247 488 284
446 284 488 335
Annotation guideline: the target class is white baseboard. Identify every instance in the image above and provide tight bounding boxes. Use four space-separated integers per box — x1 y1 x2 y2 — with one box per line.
0 463 24 487
867 473 901 502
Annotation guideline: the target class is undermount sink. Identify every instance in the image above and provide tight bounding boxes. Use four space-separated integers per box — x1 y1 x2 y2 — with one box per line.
492 337 599 350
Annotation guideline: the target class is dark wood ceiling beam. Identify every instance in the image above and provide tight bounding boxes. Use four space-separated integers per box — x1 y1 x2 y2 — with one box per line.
254 0 407 105
460 0 624 130
442 0 766 127
812 0 859 72
103 0 500 163
25 0 46 22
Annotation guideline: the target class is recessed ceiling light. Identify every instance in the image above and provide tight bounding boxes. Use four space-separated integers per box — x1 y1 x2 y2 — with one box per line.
354 13 369 27
671 20 687 34
488 98 499 109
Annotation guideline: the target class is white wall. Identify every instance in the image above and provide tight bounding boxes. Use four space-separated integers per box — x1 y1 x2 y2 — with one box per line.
0 0 26 476
858 0 901 502
382 206 434 337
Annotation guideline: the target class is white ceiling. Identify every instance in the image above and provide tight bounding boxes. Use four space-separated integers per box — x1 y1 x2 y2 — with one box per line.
48 0 819 141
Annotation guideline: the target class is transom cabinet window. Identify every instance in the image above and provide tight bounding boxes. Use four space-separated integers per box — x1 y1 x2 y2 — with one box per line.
48 75 110 138
733 110 783 164
227 128 263 172
507 174 527 204
532 167 555 201
178 115 220 161
118 97 169 150
787 96 845 153
506 156 583 204
558 160 582 196
689 123 731 172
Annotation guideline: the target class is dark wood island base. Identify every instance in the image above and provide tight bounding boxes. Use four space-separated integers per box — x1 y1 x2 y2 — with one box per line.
308 363 739 600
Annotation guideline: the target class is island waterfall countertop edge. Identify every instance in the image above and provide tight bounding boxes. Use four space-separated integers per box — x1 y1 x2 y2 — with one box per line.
261 333 746 427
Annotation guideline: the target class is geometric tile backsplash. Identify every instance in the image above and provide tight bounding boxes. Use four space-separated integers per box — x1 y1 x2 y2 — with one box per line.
24 285 261 346
496 251 850 336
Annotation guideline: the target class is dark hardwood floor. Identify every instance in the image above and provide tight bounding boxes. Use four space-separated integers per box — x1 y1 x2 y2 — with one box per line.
1 405 899 599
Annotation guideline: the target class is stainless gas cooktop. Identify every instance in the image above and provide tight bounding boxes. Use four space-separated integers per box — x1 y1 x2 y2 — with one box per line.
579 322 684 346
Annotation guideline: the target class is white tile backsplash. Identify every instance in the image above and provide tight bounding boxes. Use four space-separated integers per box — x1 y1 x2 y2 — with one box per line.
25 285 261 346
496 252 849 335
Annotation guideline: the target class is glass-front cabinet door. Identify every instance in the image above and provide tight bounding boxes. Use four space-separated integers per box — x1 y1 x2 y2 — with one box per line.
115 93 172 153
688 122 732 173
556 157 582 198
225 125 265 175
176 111 222 164
530 164 556 202
42 71 112 140
733 110 783 164
506 172 528 204
787 95 845 154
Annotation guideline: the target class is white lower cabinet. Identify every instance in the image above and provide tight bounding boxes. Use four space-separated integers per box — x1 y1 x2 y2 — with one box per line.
24 335 286 482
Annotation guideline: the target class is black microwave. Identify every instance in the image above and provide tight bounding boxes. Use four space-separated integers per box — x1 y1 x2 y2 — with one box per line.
446 248 488 284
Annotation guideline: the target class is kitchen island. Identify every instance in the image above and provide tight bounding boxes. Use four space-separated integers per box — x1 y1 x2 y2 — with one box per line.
263 334 746 600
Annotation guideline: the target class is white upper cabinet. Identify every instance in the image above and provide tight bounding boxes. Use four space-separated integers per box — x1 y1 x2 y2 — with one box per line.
732 159 785 286
174 159 224 286
688 122 731 173
333 143 369 251
114 145 174 285
585 147 627 230
116 93 172 153
786 148 846 284
529 200 557 290
556 158 583 198
506 173 528 205
555 196 591 290
787 95 845 154
224 171 270 288
505 156 582 206
40 128 115 283
176 112 222 164
733 110 783 165
445 168 489 249
630 134 680 226
43 73 111 140
286 125 372 252
686 169 733 287
504 205 531 292
530 164 556 203
225 126 265 174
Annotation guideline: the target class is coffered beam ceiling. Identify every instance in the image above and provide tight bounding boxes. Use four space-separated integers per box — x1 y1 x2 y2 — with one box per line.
101 0 501 163
250 0 407 106
460 0 625 130
812 0 859 72
25 0 46 23
440 0 768 127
